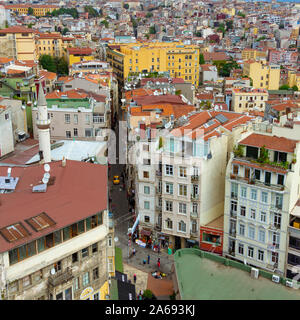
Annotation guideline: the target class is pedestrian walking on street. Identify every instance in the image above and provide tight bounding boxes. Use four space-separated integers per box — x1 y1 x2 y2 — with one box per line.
147 254 150 264
133 274 137 283
133 248 136 256
157 258 161 269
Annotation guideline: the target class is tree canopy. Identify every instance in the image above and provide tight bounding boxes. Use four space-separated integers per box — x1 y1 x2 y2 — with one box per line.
39 55 69 75
28 7 34 15
84 6 99 18
51 8 79 19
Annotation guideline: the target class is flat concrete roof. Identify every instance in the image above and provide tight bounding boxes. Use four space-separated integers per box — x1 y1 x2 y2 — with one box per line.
174 249 300 300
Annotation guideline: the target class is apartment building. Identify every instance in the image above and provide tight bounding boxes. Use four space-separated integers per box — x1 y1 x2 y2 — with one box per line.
132 110 254 252
36 33 63 59
67 48 95 67
106 42 200 86
288 70 300 90
223 121 300 276
4 4 58 17
242 49 266 61
0 26 37 61
243 60 280 90
32 89 111 141
69 61 111 76
0 105 13 158
0 160 115 300
231 88 268 113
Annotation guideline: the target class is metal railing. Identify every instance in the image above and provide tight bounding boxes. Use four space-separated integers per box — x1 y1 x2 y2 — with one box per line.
48 268 73 287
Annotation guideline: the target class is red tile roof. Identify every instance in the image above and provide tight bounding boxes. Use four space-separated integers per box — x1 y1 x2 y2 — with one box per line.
46 89 88 100
67 48 94 55
0 161 107 253
0 26 34 34
239 133 298 153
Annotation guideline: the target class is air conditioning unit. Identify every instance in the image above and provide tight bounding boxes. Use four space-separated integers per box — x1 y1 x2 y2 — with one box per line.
286 280 293 288
251 267 259 279
272 275 280 283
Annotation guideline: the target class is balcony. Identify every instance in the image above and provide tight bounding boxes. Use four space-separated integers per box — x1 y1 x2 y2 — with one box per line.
155 224 162 231
230 210 237 218
288 219 300 238
267 243 280 251
190 230 199 238
191 175 199 182
155 206 162 213
190 211 198 218
268 223 281 231
229 229 236 237
228 248 235 256
231 192 238 200
48 268 73 287
156 170 162 178
155 187 162 195
266 262 278 270
191 194 199 201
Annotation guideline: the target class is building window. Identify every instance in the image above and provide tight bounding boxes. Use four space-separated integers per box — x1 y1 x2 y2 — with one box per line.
238 243 244 255
65 114 70 124
248 246 254 258
74 114 78 124
258 250 264 261
144 186 150 194
82 247 89 258
72 252 78 263
10 281 18 294
165 165 173 176
144 216 150 223
241 187 247 198
23 275 31 288
240 206 246 217
178 184 187 196
178 220 186 232
73 128 78 137
85 129 93 137
179 166 187 177
73 277 80 291
108 236 112 247
82 272 90 287
233 165 239 174
260 212 266 223
239 223 245 236
192 202 198 214
144 201 150 210
248 226 255 240
261 191 268 203
258 229 265 243
143 158 151 165
251 189 257 200
93 267 99 280
178 203 187 214
165 182 173 195
143 171 149 178
92 243 98 253
277 174 284 186
250 209 256 220
165 200 173 212
66 131 71 138
56 292 63 300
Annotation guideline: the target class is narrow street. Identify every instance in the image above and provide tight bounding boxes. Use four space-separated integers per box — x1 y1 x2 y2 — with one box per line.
108 107 174 297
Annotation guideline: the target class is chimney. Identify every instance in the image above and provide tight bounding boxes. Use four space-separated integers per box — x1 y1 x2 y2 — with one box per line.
62 156 66 167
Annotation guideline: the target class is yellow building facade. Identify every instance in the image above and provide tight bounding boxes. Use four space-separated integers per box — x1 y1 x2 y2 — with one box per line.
5 5 58 17
242 49 266 61
0 26 36 61
36 33 63 58
288 70 300 90
67 48 95 66
106 42 200 85
231 88 268 113
243 60 280 90
221 8 236 16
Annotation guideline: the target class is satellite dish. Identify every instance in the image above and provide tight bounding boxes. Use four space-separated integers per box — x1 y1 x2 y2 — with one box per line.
44 163 50 172
44 172 50 180
50 268 56 275
42 177 49 184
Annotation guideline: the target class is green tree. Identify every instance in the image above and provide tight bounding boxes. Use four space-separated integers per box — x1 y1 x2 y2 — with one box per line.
84 6 99 18
149 26 156 34
195 31 201 37
217 23 225 35
28 7 34 15
62 27 69 35
123 3 129 9
279 84 290 90
237 11 245 18
27 23 33 29
226 20 233 30
292 85 298 91
39 55 56 73
199 53 205 65
146 12 153 18
101 20 109 28
143 289 154 300
55 57 69 75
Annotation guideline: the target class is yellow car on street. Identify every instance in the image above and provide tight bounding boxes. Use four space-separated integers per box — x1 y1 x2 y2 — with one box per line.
113 175 120 185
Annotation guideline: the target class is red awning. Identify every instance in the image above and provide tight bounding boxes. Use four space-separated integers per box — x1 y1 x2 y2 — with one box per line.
141 229 151 237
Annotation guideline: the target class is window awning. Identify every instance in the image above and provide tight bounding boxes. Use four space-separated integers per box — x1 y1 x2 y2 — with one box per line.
141 229 151 237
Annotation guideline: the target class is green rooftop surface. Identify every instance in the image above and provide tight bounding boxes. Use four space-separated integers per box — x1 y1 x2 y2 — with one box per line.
115 246 124 273
174 249 300 300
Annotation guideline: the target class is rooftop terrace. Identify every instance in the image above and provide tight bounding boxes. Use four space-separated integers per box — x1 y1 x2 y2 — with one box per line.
173 249 300 300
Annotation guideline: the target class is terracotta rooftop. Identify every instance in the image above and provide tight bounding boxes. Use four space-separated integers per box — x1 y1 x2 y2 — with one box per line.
0 26 34 34
67 48 94 55
46 89 88 100
0 160 107 253
239 133 298 153
0 57 13 64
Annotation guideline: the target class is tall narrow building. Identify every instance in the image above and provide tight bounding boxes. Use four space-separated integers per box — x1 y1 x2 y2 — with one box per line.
36 83 51 163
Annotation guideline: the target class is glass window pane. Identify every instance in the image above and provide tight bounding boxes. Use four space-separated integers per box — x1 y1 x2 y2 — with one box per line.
18 245 27 260
27 241 36 257
37 237 45 253
91 215 97 228
54 230 62 245
45 233 54 248
9 249 18 265
97 212 103 225
71 224 78 237
78 220 85 233
63 226 71 241
86 217 91 231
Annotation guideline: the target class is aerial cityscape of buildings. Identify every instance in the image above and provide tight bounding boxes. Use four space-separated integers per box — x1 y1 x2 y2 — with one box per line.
0 0 300 302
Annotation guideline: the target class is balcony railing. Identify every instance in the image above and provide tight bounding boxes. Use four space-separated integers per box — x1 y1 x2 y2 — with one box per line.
191 211 198 218
191 194 199 200
48 268 73 287
190 230 199 237
231 192 238 200
230 210 237 218
269 223 281 230
191 175 199 181
230 174 284 191
229 229 236 237
155 224 162 231
156 187 162 194
155 206 162 213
